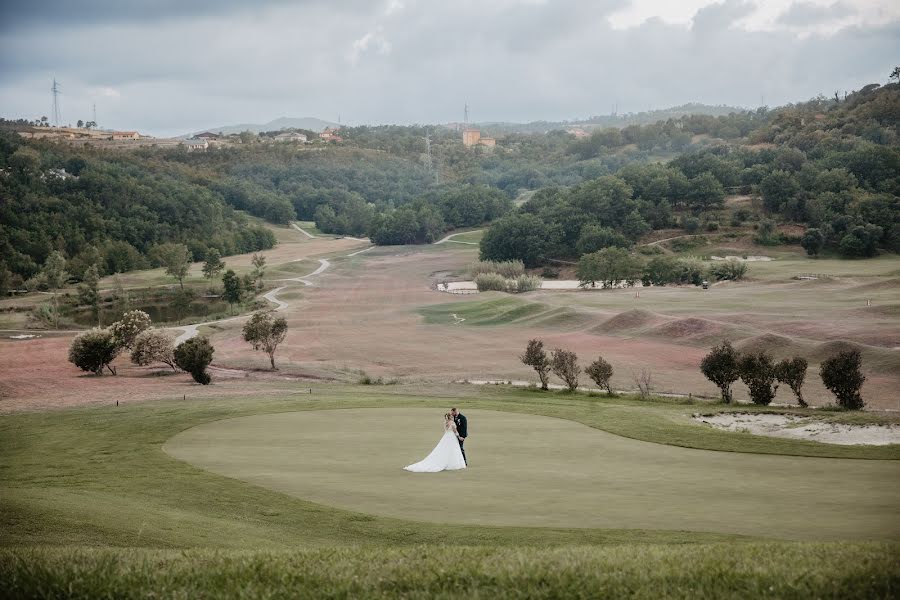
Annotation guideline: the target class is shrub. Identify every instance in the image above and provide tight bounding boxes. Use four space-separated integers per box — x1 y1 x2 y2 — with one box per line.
800 228 825 257
585 356 614 394
820 350 865 410
130 329 177 371
550 348 579 391
705 221 720 232
540 267 560 279
242 311 289 370
520 339 551 390
683 217 701 233
700 340 740 403
633 368 653 400
68 328 120 375
109 310 152 350
709 259 747 281
775 357 808 407
174 336 214 385
469 260 525 279
509 274 542 293
738 351 778 406
474 273 507 292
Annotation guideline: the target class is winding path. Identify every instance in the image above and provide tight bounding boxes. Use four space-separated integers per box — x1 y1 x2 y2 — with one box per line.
171 257 333 344
434 230 482 245
291 222 316 239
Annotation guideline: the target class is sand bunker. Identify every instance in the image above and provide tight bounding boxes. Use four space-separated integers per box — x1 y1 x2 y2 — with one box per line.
694 412 900 446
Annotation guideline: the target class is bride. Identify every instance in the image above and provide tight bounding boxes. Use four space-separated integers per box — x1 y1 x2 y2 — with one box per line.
404 413 467 472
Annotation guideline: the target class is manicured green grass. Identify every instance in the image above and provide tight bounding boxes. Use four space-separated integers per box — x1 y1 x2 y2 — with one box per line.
450 229 485 244
165 406 899 539
3 543 897 599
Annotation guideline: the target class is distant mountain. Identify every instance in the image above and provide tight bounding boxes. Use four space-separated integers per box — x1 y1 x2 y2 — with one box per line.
192 117 339 136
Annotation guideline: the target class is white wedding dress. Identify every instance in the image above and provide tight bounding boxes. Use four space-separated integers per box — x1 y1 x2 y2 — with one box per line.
404 421 467 472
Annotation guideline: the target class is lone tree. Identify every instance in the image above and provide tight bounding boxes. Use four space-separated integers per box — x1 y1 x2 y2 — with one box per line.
251 253 267 291
43 251 69 329
222 269 243 313
800 228 825 257
242 311 288 370
154 243 192 290
130 329 177 371
68 328 119 375
202 248 225 280
550 348 579 392
700 340 741 403
174 336 214 385
775 357 808 407
585 355 614 395
520 339 551 390
820 350 866 410
738 351 778 406
109 309 152 350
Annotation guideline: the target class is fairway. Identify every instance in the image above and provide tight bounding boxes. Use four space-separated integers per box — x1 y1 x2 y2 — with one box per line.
165 408 900 541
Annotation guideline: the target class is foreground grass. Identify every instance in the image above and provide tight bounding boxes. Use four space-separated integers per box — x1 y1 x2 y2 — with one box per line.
2 543 897 599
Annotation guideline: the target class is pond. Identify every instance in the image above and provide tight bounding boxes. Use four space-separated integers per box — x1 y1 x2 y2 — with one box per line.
69 297 232 327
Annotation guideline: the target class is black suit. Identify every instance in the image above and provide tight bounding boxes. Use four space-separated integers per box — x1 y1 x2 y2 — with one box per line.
454 413 468 465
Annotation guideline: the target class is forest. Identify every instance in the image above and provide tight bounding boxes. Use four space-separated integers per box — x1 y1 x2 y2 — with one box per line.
1 81 897 291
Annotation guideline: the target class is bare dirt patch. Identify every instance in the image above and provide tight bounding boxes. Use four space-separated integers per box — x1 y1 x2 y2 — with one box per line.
694 413 900 446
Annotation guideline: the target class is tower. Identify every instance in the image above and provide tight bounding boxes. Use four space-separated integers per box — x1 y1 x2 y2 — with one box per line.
51 78 61 128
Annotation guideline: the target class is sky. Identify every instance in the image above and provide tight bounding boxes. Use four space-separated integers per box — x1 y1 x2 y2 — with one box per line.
1 0 898 137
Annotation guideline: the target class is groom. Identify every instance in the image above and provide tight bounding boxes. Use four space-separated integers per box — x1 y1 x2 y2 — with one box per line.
451 407 467 465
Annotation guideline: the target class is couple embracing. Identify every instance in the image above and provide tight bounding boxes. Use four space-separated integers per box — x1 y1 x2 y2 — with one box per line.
404 408 468 472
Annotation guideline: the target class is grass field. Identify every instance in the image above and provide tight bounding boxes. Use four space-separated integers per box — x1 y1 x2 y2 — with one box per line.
1 385 898 596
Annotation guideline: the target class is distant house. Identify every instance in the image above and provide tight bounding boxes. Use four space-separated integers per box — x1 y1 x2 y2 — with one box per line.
182 138 209 152
319 127 343 142
194 131 221 140
110 131 140 140
463 128 495 149
275 132 308 143
566 128 590 139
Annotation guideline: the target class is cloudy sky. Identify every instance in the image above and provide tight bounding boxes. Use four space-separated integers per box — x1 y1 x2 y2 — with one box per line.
1 0 898 136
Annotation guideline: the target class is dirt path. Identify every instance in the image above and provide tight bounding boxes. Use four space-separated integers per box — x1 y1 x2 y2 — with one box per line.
291 222 316 239
434 230 482 245
173 258 332 343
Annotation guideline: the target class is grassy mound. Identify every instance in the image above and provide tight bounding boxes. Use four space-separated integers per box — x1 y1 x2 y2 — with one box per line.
592 309 662 334
2 544 897 599
736 333 805 359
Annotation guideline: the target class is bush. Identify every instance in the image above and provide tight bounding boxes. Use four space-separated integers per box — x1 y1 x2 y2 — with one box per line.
174 336 214 385
470 260 525 279
509 274 542 293
775 357 808 407
683 217 701 233
585 356 614 394
68 328 120 375
820 350 865 409
700 340 740 403
551 348 579 391
705 221 719 232
109 310 152 350
709 259 747 281
540 267 560 278
520 339 551 390
738 351 778 406
474 273 507 292
130 329 177 371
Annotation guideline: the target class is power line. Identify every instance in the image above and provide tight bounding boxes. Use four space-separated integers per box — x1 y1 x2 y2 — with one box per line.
51 78 61 128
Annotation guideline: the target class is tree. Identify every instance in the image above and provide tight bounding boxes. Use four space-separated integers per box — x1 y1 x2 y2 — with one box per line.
820 350 865 410
700 341 741 403
577 247 643 288
479 213 552 267
242 311 288 370
520 339 551 390
839 224 883 258
800 228 825 257
130 329 177 371
585 356 614 394
550 348 579 391
42 251 69 329
109 310 152 350
8 147 41 178
575 225 629 255
174 336 214 384
687 172 725 211
77 264 101 326
251 253 267 291
76 119 84 128
775 357 808 407
890 66 900 85
202 248 225 280
153 243 191 290
222 270 243 312
760 170 800 213
738 351 778 406
68 328 119 375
